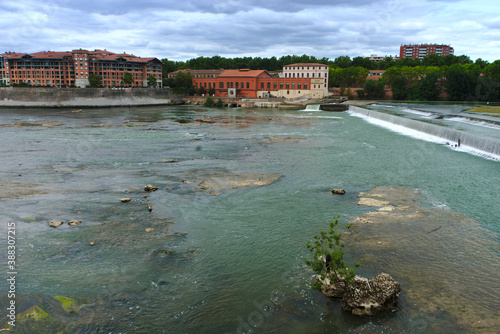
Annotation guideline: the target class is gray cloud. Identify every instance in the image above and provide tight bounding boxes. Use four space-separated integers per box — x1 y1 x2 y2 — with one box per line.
0 0 498 62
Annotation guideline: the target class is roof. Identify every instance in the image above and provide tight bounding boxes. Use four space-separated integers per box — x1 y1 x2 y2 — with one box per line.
284 63 329 68
2 49 160 64
219 69 271 78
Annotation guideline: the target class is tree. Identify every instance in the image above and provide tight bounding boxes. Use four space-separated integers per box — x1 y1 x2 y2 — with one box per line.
418 72 440 100
445 65 476 101
172 71 195 95
203 96 214 107
304 216 361 288
215 98 224 108
122 71 133 86
148 75 157 87
88 73 102 87
333 56 352 68
364 79 385 99
390 75 409 100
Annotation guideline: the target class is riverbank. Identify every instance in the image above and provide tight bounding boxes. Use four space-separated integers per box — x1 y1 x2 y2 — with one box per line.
0 87 183 108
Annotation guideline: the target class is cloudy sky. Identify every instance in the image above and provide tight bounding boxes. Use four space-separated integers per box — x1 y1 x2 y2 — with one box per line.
1 0 499 62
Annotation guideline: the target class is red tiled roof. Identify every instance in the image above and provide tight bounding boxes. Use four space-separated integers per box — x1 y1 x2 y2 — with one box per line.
220 69 271 78
30 51 72 59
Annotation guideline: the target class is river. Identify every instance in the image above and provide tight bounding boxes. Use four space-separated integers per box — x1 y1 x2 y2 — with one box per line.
0 104 498 333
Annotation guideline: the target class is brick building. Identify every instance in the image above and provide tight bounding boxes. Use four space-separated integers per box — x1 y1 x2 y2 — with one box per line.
400 44 454 59
0 49 162 88
191 63 329 99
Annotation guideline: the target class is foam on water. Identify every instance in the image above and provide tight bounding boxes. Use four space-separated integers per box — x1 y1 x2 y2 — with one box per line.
348 107 500 162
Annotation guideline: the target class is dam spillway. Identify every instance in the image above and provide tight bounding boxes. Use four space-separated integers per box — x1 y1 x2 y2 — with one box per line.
349 105 500 158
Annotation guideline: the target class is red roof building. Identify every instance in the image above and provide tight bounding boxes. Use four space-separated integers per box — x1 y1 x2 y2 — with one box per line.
191 64 329 99
0 49 162 87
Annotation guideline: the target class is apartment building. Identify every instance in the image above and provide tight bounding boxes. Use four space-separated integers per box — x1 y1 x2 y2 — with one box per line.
0 49 162 87
400 44 454 59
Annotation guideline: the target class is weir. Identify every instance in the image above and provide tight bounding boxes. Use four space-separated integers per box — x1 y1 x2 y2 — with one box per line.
304 104 321 111
349 106 500 157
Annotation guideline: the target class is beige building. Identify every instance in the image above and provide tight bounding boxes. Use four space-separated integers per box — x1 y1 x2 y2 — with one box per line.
282 63 329 98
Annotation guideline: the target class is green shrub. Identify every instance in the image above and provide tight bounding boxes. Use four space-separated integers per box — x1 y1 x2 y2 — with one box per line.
304 216 361 289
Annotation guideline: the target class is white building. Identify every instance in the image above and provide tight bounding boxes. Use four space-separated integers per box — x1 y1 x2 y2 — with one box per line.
282 63 329 98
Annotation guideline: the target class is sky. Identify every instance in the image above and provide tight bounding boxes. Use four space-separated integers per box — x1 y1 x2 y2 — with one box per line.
1 0 499 63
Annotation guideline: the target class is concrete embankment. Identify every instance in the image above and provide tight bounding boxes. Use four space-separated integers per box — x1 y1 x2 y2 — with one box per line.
0 87 183 108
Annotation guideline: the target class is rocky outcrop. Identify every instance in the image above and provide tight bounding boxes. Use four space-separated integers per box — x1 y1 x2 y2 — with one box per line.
144 184 158 192
317 272 401 316
49 221 64 228
68 220 82 226
342 273 401 316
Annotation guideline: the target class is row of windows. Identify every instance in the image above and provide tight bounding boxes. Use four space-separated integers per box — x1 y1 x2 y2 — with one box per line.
195 81 309 90
285 66 327 70
284 72 324 78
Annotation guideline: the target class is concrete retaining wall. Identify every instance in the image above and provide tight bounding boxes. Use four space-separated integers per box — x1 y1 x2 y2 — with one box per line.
0 87 183 107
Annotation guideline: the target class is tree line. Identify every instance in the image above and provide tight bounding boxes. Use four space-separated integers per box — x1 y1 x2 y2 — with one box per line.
162 54 500 101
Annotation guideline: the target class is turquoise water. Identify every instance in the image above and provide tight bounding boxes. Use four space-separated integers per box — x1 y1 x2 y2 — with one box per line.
0 105 498 333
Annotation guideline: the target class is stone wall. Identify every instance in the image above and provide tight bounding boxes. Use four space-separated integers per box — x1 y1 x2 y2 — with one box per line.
0 87 183 107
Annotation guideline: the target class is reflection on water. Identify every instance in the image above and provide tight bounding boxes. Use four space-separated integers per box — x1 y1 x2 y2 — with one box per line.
0 105 498 333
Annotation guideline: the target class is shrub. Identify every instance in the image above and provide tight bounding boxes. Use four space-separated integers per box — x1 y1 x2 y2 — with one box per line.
304 216 360 289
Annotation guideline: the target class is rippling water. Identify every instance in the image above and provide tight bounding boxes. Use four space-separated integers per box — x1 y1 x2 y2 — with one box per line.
0 105 498 333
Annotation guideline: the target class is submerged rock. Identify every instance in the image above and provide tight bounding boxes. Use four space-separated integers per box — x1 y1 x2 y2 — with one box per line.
358 197 391 207
342 273 401 316
195 173 282 195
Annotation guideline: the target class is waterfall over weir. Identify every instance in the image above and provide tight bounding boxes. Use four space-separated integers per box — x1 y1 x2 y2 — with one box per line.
349 106 500 158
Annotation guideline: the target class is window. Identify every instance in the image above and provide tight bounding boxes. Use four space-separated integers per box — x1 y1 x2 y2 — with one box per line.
292 83 295 89
261 82 264 89
273 82 277 89
319 73 321 78
246 82 249 88
298 83 301 89
236 82 239 89
286 83 289 89
267 82 270 89
280 82 283 89
304 83 307 89
219 82 224 88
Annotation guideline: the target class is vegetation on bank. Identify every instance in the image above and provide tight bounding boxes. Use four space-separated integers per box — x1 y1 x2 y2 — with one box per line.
162 54 500 102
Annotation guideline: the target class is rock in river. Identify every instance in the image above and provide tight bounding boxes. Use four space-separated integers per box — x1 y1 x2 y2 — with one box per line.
49 221 64 228
342 273 401 316
68 220 82 226
331 188 345 195
120 197 132 202
144 184 159 192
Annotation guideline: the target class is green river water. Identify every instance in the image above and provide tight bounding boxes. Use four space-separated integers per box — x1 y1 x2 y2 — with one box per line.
0 104 498 333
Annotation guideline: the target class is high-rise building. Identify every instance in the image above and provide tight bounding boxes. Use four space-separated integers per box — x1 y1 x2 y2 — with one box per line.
400 44 454 59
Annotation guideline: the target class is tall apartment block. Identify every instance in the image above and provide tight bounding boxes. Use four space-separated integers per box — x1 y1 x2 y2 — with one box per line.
399 44 454 59
0 49 162 88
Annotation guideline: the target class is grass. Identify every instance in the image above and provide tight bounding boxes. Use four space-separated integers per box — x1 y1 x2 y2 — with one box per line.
467 106 500 114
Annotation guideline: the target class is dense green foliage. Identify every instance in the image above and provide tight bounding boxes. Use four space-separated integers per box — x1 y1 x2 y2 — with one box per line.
203 96 214 107
88 73 102 87
147 75 157 87
122 71 133 86
304 216 360 288
161 53 500 101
